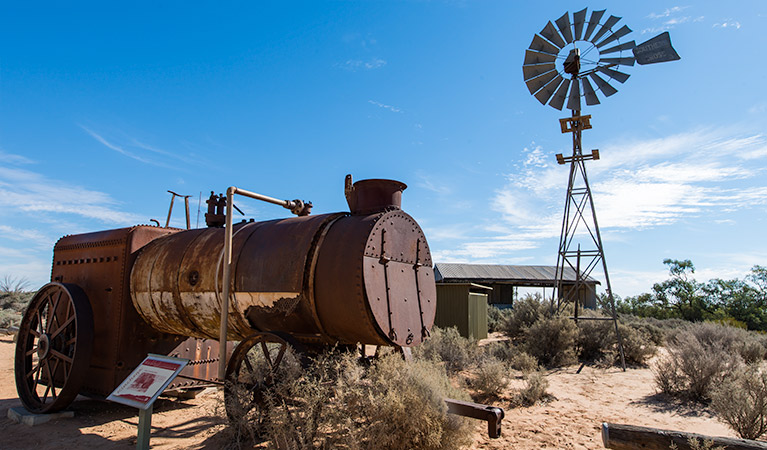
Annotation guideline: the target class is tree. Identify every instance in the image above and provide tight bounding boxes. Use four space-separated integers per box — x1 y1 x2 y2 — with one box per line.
651 259 711 321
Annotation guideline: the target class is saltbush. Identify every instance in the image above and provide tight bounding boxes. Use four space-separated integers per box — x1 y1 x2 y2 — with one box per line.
261 352 471 450
515 370 549 406
471 356 509 398
710 366 767 440
654 323 743 400
522 316 578 368
500 294 551 340
413 327 477 374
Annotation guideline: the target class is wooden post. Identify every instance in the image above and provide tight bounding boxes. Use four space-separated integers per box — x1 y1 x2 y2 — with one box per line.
602 422 767 450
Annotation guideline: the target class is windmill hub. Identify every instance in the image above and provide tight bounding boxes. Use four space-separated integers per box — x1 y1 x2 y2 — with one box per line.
563 48 580 77
523 8 680 112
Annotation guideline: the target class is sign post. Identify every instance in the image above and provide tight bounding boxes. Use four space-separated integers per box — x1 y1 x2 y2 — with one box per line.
107 354 189 450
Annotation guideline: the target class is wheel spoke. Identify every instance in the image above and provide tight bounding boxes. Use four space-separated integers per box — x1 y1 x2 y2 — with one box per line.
260 340 273 369
51 314 75 339
49 349 73 365
273 343 287 369
26 362 41 379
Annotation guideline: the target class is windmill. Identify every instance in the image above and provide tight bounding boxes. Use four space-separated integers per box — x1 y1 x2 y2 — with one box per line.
522 8 680 370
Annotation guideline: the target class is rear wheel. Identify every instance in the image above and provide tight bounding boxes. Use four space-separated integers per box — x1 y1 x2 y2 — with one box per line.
14 283 94 413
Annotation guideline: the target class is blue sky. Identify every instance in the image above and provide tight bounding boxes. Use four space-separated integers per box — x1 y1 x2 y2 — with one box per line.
1 1 765 297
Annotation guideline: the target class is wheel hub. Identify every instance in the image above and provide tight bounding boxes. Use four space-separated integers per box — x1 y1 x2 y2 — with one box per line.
37 333 51 359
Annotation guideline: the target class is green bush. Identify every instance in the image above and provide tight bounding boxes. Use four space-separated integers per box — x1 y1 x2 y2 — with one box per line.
522 316 578 368
0 290 34 329
711 366 767 440
413 326 477 374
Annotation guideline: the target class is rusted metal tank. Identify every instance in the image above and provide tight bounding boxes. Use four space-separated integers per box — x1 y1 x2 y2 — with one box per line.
130 179 437 348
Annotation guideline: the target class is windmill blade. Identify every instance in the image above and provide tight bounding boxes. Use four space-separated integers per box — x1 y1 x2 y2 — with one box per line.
581 77 600 105
597 66 630 83
555 12 574 44
540 21 566 49
591 15 621 44
523 63 556 81
600 56 635 66
526 69 559 94
524 49 556 65
583 9 605 41
529 34 560 55
633 31 681 64
596 25 632 48
588 73 618 97
601 40 636 55
534 75 564 105
573 8 587 41
567 79 581 111
549 78 571 110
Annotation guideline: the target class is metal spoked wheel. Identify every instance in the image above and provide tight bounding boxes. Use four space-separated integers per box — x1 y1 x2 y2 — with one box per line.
224 332 302 427
14 282 94 413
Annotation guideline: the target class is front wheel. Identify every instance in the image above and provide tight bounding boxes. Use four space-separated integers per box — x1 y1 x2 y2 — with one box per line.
14 283 94 413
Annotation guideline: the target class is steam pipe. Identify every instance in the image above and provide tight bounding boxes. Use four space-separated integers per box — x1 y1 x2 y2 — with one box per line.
217 186 312 381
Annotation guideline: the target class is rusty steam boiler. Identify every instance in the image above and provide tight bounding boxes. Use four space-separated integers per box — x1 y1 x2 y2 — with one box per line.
14 176 437 415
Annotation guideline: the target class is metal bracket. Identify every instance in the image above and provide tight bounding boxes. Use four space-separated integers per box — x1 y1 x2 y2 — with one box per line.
559 114 592 133
445 398 505 439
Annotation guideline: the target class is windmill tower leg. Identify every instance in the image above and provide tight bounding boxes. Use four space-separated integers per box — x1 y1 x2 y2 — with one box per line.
552 110 626 371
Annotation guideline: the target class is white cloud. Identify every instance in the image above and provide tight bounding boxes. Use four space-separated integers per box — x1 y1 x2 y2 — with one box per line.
0 165 139 224
713 20 741 29
648 7 689 19
368 100 403 113
339 58 387 71
439 128 767 263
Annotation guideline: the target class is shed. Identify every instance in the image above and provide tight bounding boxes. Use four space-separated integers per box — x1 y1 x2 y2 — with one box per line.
434 283 490 340
433 263 600 309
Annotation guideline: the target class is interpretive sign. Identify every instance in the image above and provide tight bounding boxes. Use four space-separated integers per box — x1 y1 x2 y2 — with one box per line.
107 354 189 410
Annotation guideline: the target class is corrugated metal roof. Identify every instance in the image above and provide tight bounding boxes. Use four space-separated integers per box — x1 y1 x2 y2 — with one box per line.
433 263 599 286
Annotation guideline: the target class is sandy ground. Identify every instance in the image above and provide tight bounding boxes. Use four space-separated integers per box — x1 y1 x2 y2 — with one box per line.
1 334 738 450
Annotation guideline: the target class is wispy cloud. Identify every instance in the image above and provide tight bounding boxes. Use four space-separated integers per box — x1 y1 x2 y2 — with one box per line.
0 165 139 224
443 128 767 263
0 150 35 165
338 58 387 71
368 100 403 113
648 6 689 19
80 125 205 169
713 20 741 30
643 6 703 34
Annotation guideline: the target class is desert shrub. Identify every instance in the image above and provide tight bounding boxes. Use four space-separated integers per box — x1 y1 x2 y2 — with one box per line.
487 305 513 333
654 323 743 400
500 294 551 340
617 323 657 366
483 340 517 362
510 351 539 373
711 366 767 440
471 356 509 398
262 351 472 450
740 336 767 364
576 318 613 361
515 370 549 406
413 327 477 374
522 316 578 368
0 290 34 329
